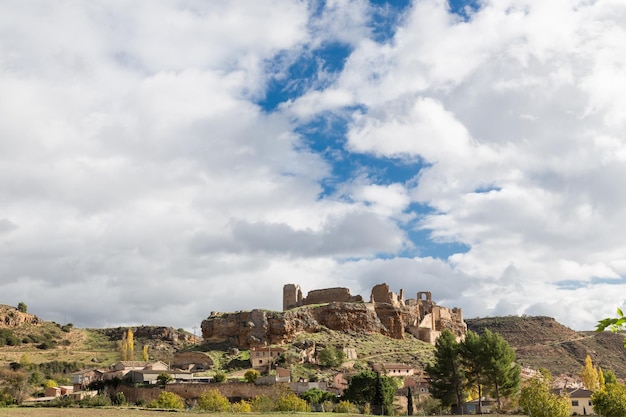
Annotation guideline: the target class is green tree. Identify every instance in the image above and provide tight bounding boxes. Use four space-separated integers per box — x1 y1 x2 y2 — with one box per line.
318 345 346 368
597 308 626 346
426 329 465 414
148 391 185 410
16 302 27 313
156 372 173 386
479 329 520 411
592 383 626 416
460 330 485 412
300 387 336 405
519 374 569 417
603 369 618 385
407 386 414 416
342 370 395 415
244 369 260 383
197 388 230 412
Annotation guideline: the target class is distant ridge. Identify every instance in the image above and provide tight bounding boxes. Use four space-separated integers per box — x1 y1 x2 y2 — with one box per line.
466 316 626 378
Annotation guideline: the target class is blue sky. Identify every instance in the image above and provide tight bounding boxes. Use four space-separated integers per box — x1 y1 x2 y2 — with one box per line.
1 0 625 331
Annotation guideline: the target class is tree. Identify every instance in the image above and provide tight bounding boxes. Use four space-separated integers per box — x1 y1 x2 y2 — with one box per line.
342 370 395 415
156 372 173 386
16 302 27 313
275 393 308 412
142 345 149 361
244 369 260 383
592 383 626 416
318 345 346 368
197 388 230 412
300 387 336 405
148 391 185 410
597 308 626 347
603 369 618 385
0 369 29 404
459 330 485 412
580 355 599 391
407 386 414 416
426 329 465 414
479 329 520 411
519 373 569 417
214 371 226 383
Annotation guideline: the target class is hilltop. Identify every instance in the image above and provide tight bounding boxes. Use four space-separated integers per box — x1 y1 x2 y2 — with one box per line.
466 316 626 378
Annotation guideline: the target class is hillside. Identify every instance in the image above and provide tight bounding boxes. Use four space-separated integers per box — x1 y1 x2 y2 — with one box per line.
466 316 626 378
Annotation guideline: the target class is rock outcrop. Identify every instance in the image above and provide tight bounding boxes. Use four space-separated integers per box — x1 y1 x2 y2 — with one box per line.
0 305 43 327
202 283 467 348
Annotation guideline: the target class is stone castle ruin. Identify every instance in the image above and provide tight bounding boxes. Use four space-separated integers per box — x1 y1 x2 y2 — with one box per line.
284 283 466 344
201 282 466 348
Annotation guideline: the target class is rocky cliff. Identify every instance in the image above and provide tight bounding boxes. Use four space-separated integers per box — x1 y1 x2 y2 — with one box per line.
0 304 42 327
202 300 465 349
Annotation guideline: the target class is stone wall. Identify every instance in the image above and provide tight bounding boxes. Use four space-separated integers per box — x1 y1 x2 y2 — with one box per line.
282 284 363 310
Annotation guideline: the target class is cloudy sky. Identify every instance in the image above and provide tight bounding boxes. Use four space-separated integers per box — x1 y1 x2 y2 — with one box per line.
1 0 625 332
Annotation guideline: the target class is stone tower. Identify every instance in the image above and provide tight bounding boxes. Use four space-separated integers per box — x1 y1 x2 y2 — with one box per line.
283 284 303 310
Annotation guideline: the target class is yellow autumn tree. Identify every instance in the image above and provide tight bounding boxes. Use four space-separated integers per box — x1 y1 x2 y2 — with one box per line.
127 328 134 361
118 328 135 361
580 355 599 391
142 345 149 361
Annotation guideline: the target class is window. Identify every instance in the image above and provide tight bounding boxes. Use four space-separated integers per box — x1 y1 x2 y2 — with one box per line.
572 400 579 406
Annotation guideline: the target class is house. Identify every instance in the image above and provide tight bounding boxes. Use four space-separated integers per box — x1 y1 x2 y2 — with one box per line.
102 360 169 380
249 347 286 368
69 368 105 390
329 372 349 395
171 351 214 372
566 388 594 415
403 376 430 399
372 363 416 377
254 367 292 385
44 385 74 397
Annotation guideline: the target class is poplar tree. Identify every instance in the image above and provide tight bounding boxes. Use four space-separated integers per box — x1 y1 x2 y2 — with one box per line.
580 355 599 391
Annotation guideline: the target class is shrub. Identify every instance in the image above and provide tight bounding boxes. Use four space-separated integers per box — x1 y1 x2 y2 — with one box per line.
213 371 226 383
148 391 185 410
250 395 275 412
197 389 230 412
275 393 309 412
80 393 112 407
232 399 252 413
112 392 126 405
244 369 260 383
336 400 359 414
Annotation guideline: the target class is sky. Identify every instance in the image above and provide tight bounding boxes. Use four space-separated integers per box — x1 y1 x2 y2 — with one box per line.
1 0 625 332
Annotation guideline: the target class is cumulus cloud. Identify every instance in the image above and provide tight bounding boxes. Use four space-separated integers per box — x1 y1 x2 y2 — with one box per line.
1 0 625 332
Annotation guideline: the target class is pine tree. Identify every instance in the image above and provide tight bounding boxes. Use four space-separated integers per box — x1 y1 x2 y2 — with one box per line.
460 331 485 413
480 329 520 411
426 329 465 413
407 386 414 416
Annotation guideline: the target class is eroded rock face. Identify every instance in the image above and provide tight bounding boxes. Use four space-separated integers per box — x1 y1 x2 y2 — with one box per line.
0 305 43 327
203 302 416 348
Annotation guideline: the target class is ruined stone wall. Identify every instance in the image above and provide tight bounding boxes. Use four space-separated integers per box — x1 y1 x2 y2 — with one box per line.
283 284 362 310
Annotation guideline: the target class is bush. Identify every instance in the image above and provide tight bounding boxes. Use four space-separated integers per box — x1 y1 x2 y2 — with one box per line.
213 371 226 383
318 345 346 368
336 400 359 414
244 369 260 383
148 391 185 410
197 389 230 412
250 395 275 412
275 393 309 412
79 393 112 407
112 392 126 405
232 399 252 413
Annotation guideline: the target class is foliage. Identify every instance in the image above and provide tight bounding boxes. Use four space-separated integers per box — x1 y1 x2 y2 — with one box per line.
407 386 414 416
244 369 260 383
426 329 465 412
231 399 252 412
275 392 309 412
142 344 149 361
603 369 618 384
336 399 360 413
318 345 346 367
479 329 520 410
43 379 58 388
213 370 226 383
300 387 337 404
597 308 626 347
0 369 29 405
79 393 112 407
148 391 185 410
519 374 570 417
197 388 230 412
113 391 126 405
156 372 173 386
592 382 626 416
17 302 27 313
342 370 395 415
0 329 20 346
250 395 275 412
415 396 442 415
580 355 599 391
